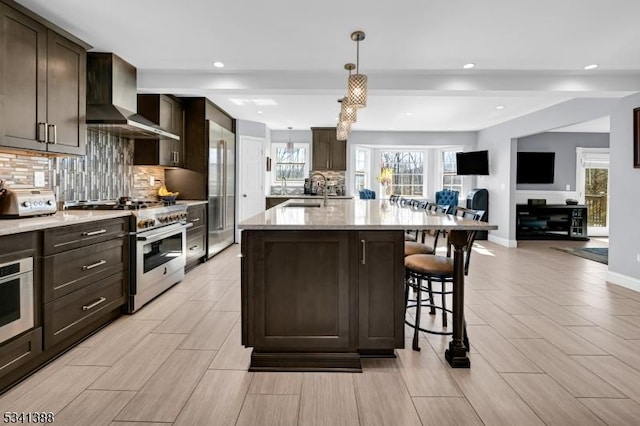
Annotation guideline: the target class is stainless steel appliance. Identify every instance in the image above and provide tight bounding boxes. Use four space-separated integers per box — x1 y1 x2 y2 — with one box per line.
64 199 190 312
0 188 57 217
86 53 180 140
208 120 235 258
0 257 34 344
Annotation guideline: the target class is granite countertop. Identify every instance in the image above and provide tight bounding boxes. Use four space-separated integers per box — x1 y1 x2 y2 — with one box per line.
0 210 133 236
266 194 353 199
239 198 498 231
0 200 208 236
177 200 208 206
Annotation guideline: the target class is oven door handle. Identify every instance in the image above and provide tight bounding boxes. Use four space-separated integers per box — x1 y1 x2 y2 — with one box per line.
136 222 193 241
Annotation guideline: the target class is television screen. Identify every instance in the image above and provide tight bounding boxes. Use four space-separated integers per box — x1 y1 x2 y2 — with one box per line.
456 150 489 175
517 152 555 184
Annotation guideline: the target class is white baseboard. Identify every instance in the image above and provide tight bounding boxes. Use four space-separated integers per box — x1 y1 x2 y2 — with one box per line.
606 271 640 293
488 234 517 248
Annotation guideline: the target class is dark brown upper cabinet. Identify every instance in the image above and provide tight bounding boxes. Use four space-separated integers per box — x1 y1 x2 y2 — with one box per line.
134 94 184 167
311 127 347 171
0 3 86 155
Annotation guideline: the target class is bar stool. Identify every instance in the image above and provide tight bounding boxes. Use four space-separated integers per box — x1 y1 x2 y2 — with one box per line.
404 209 485 351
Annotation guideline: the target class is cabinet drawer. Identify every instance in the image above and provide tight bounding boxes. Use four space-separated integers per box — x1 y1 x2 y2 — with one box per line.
43 238 127 302
187 204 206 230
44 271 125 349
44 218 128 255
0 328 42 380
186 228 206 262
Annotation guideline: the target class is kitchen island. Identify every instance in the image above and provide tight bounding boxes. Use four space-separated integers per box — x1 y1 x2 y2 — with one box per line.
239 198 496 371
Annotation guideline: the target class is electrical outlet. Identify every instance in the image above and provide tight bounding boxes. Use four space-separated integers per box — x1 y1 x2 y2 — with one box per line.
34 171 45 187
637 253 640 263
149 176 155 186
565 184 571 191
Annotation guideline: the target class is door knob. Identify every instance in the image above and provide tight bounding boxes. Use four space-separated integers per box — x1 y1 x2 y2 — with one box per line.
243 194 247 197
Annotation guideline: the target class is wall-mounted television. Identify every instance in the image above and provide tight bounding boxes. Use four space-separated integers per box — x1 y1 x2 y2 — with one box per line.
456 150 489 175
517 152 555 184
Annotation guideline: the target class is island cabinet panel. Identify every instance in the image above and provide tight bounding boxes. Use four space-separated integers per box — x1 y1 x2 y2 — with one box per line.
241 228 404 371
356 231 405 352
248 231 353 351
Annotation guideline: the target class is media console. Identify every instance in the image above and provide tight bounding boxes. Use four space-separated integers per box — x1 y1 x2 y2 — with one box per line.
516 204 588 241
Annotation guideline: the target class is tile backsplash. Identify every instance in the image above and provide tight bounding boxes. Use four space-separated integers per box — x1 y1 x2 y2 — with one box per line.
0 130 164 202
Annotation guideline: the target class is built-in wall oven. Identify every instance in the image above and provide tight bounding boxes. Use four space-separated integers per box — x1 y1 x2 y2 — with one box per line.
0 258 34 344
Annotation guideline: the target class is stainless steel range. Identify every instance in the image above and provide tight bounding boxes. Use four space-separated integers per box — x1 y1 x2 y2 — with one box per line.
64 199 191 313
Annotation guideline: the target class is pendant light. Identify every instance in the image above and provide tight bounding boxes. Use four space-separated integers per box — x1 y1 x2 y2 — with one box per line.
336 118 350 141
286 126 294 153
347 31 367 108
339 93 357 123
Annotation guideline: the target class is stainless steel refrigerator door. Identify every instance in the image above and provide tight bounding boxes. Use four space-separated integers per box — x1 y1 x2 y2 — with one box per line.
207 121 235 258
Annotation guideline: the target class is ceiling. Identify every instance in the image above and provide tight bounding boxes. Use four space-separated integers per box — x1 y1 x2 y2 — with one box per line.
16 0 640 132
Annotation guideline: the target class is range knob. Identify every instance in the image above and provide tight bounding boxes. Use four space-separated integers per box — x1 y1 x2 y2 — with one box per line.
148 219 156 227
137 220 148 229
180 212 188 220
22 201 31 208
46 200 54 206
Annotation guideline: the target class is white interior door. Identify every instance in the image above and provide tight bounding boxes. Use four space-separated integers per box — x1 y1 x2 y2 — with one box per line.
237 136 265 241
576 147 609 237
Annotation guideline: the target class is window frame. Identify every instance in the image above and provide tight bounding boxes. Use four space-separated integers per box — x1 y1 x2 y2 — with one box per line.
354 147 369 193
440 148 463 193
379 150 425 197
270 142 310 186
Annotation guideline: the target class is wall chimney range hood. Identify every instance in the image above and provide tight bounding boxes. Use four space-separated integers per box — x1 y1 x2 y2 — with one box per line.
86 53 179 140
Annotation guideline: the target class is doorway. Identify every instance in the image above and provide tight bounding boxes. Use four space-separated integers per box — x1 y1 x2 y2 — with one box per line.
576 148 609 237
237 136 266 241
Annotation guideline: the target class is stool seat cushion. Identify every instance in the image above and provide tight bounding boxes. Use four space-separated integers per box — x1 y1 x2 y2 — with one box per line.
404 242 435 256
404 233 417 241
405 254 453 276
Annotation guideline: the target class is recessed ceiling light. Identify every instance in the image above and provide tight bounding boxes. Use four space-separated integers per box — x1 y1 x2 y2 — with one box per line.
447 127 453 130
252 99 277 106
496 105 505 110
584 64 599 70
213 61 224 68
463 63 476 69
405 112 415 116
257 110 263 114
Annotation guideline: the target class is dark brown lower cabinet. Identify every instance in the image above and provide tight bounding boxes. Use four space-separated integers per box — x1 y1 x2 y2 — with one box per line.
0 328 42 381
44 271 126 348
241 229 404 372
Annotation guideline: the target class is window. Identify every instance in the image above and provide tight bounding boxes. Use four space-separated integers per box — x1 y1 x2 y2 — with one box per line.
441 150 462 193
272 144 309 184
380 151 424 196
354 148 368 193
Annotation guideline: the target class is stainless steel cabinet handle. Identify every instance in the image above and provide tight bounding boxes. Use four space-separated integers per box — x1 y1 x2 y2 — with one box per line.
191 218 200 222
189 245 200 251
82 259 107 271
37 122 47 143
82 297 106 311
47 124 57 144
175 151 179 163
82 229 107 236
361 239 366 264
326 160 329 168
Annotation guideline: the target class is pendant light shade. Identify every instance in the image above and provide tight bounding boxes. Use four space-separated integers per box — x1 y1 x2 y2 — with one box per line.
339 97 357 123
336 119 350 141
286 126 294 153
347 31 367 108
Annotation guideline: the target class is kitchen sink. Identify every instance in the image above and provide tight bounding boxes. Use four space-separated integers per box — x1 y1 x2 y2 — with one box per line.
284 202 322 208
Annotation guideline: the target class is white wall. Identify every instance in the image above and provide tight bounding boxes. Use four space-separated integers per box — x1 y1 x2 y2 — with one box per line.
477 98 617 246
607 92 640 289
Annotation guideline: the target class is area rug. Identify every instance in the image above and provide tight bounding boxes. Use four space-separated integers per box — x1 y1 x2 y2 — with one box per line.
552 247 608 265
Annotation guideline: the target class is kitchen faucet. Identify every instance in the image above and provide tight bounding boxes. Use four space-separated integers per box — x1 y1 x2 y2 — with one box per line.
310 172 328 207
281 176 287 195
